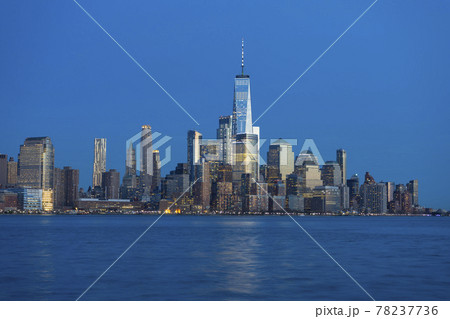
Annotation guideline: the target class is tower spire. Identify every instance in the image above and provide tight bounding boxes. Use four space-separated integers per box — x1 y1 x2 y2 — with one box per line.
241 38 244 75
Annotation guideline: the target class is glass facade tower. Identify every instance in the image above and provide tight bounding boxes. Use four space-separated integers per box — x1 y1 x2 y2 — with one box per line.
232 39 253 136
217 115 233 164
18 137 55 189
336 149 347 186
232 75 253 136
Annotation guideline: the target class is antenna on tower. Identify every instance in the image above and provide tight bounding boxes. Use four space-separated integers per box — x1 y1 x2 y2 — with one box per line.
241 38 244 75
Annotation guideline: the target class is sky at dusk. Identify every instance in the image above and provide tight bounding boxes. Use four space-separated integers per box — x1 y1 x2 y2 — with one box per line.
1 0 449 209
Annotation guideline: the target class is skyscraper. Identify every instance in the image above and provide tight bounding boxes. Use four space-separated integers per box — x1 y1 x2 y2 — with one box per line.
92 138 106 187
54 166 79 209
18 137 55 189
64 167 79 208
312 186 341 213
299 162 323 192
125 142 137 177
407 179 419 206
7 157 18 187
336 149 347 186
122 142 137 193
231 40 260 183
200 139 221 162
151 150 161 192
187 130 202 182
347 174 360 201
232 39 252 136
295 149 319 166
102 169 120 199
294 150 322 192
385 181 395 203
217 115 233 164
267 139 295 181
54 168 64 208
321 161 342 186
162 163 189 200
0 154 7 188
193 161 211 210
140 125 153 186
360 172 387 214
390 184 412 213
232 133 259 182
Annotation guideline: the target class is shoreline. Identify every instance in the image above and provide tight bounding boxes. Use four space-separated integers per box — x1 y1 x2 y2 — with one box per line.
0 211 446 217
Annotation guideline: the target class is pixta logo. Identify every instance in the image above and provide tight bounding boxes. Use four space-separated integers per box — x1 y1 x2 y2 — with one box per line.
298 138 325 165
198 137 324 167
259 138 324 166
126 129 172 173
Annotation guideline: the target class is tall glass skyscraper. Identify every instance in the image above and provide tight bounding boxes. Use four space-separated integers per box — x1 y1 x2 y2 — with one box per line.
231 40 260 182
151 150 161 191
122 142 137 194
140 125 153 179
232 39 253 136
18 137 55 189
232 75 252 135
407 179 419 206
217 115 233 164
267 139 295 181
336 149 347 186
124 142 136 179
187 130 202 183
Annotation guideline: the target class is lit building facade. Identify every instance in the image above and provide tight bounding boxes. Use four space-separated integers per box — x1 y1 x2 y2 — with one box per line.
162 163 190 200
267 139 295 181
232 40 252 136
193 161 211 210
140 125 153 188
18 137 54 189
217 115 233 164
232 133 259 183
386 182 395 203
389 184 412 213
321 161 342 186
187 130 202 182
294 152 323 192
347 174 360 201
125 142 137 177
230 40 260 185
42 189 54 211
360 172 387 214
312 186 341 213
9 188 43 210
92 138 106 187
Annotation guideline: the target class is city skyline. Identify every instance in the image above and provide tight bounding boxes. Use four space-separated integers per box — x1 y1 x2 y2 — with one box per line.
0 55 429 214
0 55 440 210
1 0 449 210
0 55 444 210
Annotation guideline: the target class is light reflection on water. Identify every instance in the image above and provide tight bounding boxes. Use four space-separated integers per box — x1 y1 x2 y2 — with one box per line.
215 234 262 295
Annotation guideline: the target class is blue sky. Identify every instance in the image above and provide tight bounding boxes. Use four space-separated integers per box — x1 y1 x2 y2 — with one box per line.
1 0 449 209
